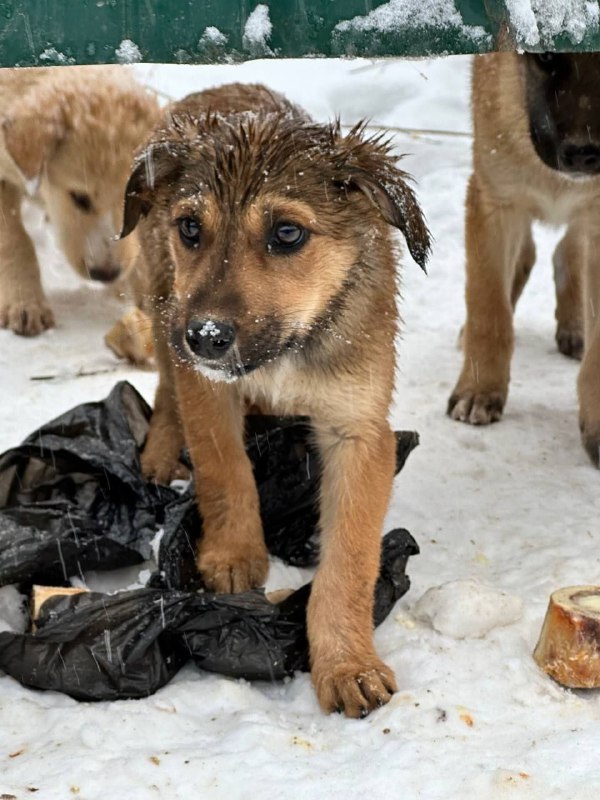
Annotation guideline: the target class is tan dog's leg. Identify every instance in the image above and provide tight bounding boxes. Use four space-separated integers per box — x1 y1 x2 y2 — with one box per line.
553 226 584 360
448 174 532 424
577 228 600 466
0 181 54 335
175 368 268 593
308 421 397 718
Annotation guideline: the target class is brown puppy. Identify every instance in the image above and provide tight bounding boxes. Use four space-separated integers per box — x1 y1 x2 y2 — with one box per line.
121 83 430 717
0 66 159 336
448 52 600 466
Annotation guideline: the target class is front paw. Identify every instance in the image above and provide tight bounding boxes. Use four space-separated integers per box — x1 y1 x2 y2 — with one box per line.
311 654 398 718
447 387 505 425
0 298 54 336
197 535 269 593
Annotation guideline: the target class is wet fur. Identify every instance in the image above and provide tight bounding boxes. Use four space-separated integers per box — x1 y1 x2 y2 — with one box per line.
122 82 430 717
0 66 159 336
448 52 600 466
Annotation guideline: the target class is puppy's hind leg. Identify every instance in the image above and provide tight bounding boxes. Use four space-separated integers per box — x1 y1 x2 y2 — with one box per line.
448 174 531 425
553 225 585 360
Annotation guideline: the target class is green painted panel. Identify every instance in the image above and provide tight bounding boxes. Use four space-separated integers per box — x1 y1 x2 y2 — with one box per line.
0 1 598 68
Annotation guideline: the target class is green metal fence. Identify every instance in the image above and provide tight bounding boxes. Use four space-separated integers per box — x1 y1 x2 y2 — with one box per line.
0 1 599 67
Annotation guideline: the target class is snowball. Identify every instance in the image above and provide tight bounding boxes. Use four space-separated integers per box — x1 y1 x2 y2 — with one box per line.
414 578 523 639
0 585 28 633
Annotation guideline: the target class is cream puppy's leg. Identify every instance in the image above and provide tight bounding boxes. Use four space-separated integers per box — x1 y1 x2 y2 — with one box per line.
0 181 54 335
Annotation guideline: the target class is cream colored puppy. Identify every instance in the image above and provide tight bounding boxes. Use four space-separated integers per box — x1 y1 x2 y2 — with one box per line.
0 66 159 336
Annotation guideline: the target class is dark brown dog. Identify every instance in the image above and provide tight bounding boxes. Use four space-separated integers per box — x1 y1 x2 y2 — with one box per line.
448 52 600 466
121 83 430 717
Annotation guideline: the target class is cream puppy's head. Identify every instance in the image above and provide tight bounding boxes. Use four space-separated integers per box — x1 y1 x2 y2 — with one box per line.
3 66 160 282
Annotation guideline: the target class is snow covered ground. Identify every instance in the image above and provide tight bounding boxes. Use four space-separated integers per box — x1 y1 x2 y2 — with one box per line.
1 55 599 800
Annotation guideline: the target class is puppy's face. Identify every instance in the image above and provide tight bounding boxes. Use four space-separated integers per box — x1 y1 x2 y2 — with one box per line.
122 112 430 382
523 52 600 177
3 74 159 283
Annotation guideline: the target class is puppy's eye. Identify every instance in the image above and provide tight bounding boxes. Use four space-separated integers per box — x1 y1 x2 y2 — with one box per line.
178 216 201 248
70 191 93 213
268 222 308 253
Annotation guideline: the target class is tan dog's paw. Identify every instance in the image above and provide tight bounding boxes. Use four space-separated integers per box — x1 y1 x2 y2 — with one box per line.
579 418 600 467
197 537 269 593
0 298 55 336
140 429 189 485
105 308 155 368
447 389 505 425
556 321 583 361
312 655 398 718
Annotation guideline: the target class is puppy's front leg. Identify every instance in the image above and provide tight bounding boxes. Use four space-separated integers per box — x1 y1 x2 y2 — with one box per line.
0 181 54 335
577 226 600 467
175 366 269 592
308 421 397 718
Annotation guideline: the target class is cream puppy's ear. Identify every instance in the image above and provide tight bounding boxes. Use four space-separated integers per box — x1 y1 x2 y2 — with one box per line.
2 99 68 190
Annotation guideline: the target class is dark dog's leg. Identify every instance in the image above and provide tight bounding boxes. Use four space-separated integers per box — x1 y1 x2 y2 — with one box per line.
448 173 532 425
308 421 397 718
175 368 269 592
553 226 584 361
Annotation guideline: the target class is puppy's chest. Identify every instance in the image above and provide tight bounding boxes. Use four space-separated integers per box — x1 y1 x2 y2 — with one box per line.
244 357 318 416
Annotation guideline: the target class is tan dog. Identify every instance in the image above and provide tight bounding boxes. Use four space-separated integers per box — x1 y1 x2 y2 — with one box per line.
448 52 600 466
121 83 430 716
0 66 159 336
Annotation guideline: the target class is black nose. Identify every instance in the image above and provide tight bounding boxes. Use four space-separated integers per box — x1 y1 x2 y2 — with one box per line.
185 319 236 359
559 142 600 174
88 265 121 282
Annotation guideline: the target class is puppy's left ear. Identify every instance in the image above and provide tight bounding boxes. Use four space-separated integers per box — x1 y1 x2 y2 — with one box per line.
335 125 431 272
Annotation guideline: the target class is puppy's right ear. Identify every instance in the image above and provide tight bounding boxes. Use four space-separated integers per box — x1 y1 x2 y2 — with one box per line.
120 142 188 238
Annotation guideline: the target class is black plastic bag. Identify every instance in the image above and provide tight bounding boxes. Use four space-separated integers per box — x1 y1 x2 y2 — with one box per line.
0 529 418 700
0 381 419 700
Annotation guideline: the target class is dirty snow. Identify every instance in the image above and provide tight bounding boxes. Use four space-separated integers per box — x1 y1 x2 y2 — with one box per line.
0 55 599 799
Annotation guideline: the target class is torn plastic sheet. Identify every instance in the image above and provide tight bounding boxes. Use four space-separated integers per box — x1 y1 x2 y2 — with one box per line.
0 381 419 700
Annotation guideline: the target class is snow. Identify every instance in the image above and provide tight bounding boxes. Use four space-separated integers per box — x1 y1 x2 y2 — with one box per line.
199 26 228 48
1 55 600 799
335 0 490 44
115 39 143 65
505 0 599 46
242 4 273 56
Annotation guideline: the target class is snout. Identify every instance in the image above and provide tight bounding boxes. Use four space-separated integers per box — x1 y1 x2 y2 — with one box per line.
185 319 237 360
558 142 600 175
88 264 122 283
